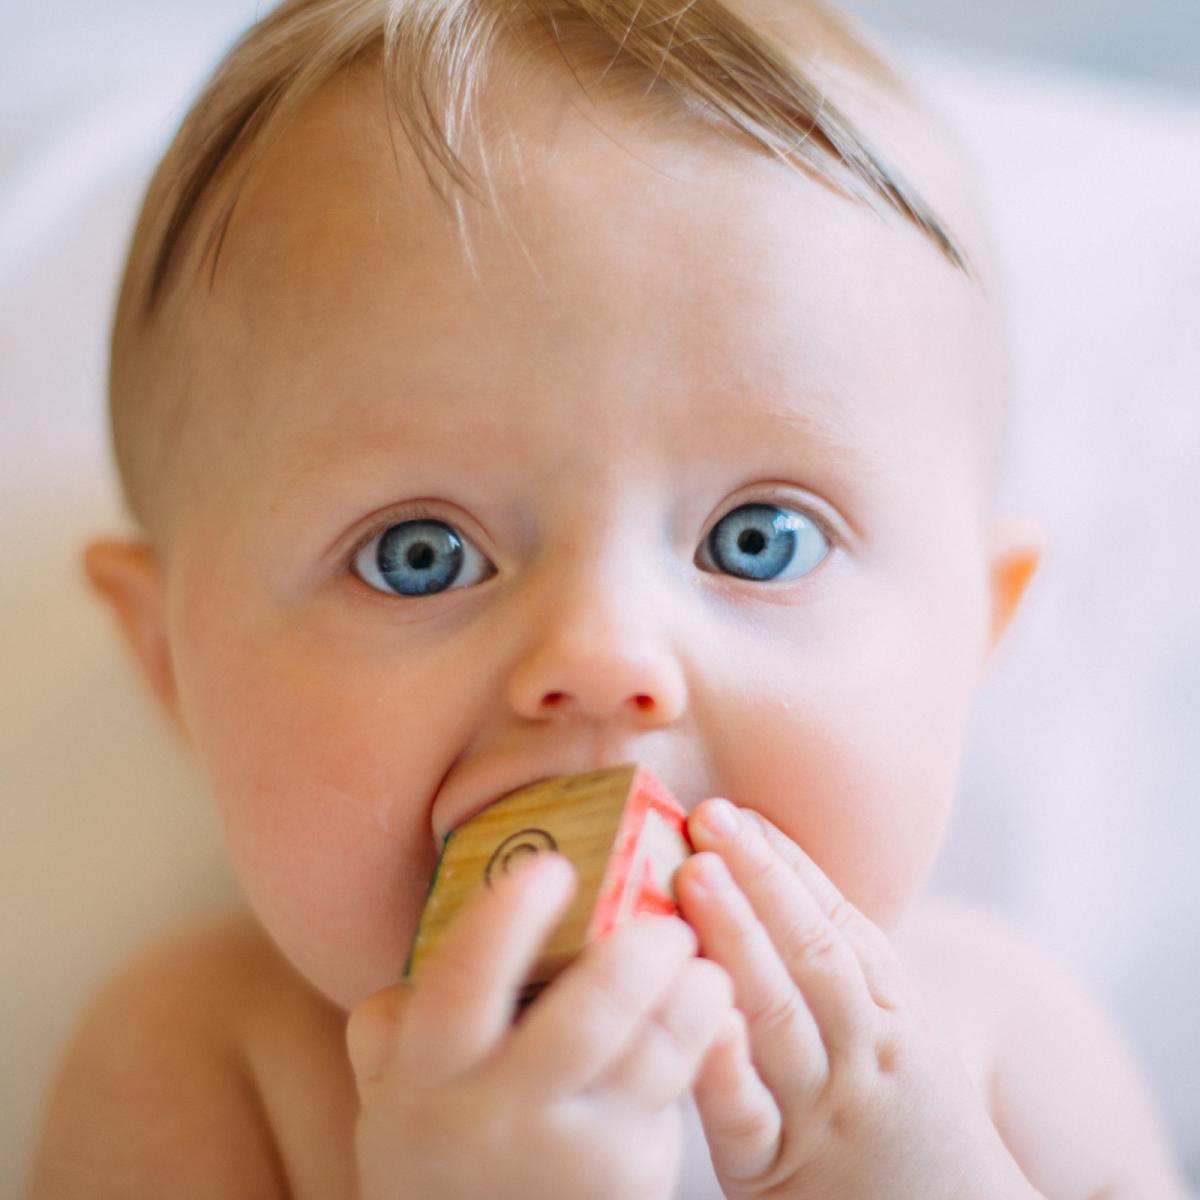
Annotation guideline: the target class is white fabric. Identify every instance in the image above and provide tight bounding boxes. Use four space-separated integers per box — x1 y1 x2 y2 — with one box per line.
2 13 1197 1190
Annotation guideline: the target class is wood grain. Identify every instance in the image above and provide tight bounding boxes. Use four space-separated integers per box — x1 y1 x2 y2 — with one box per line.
405 764 692 990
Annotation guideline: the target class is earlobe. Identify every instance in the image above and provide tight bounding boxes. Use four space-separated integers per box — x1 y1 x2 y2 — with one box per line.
82 540 189 746
984 516 1045 662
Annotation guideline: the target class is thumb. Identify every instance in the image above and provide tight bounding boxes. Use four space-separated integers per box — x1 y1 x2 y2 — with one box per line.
346 984 409 1088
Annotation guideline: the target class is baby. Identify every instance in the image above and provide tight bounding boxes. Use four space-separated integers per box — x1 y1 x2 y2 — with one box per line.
29 0 1188 1195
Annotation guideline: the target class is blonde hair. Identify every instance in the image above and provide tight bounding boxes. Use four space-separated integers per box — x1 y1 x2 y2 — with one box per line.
110 0 968 538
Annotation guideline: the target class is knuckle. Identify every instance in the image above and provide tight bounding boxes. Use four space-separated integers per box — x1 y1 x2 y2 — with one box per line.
648 1001 701 1065
777 912 841 966
741 842 786 891
576 935 677 1034
824 893 860 932
830 1034 893 1099
710 1094 777 1149
744 982 806 1037
646 963 735 1065
874 1034 902 1076
581 960 646 1032
828 894 887 959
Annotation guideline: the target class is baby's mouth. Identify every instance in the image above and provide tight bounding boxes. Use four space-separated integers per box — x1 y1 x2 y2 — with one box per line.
408 763 696 988
431 753 705 854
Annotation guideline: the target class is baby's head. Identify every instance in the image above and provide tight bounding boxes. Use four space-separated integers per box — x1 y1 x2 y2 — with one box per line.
89 0 1042 1010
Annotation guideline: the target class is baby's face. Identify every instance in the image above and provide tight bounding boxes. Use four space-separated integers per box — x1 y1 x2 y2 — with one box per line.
156 70 1008 1009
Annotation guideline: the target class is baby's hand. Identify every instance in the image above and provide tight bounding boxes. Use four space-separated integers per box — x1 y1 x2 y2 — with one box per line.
675 801 1042 1200
346 853 732 1200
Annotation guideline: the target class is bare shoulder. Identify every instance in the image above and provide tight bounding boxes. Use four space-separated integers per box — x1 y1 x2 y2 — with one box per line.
28 911 301 1198
895 893 1189 1199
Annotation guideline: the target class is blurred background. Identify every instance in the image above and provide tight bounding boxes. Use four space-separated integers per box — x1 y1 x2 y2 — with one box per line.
3 2 1198 1197
6 0 1200 85
857 0 1200 87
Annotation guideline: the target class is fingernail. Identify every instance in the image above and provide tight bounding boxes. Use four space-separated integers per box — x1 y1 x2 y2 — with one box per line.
700 798 740 838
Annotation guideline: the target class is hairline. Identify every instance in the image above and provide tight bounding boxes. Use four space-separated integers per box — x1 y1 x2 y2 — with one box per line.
109 0 986 541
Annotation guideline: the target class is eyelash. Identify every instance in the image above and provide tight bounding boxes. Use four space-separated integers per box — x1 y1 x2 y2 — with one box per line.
348 494 840 589
355 501 452 542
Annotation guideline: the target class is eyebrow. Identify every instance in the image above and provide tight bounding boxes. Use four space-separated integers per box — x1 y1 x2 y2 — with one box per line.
667 364 892 484
739 391 886 474
270 377 885 517
288 400 874 473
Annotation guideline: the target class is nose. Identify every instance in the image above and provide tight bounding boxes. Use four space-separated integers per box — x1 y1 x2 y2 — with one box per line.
504 573 688 726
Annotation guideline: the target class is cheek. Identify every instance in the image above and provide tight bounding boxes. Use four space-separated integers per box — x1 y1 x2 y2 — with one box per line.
172 624 445 1009
704 579 985 930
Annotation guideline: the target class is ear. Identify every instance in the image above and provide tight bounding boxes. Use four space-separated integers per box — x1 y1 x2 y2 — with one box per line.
82 539 190 747
983 516 1045 662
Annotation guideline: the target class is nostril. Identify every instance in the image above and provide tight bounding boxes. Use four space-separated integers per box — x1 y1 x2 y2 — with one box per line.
543 691 566 708
634 695 655 711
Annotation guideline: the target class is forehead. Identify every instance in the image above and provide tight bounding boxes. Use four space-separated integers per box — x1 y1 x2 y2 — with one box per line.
194 59 997 487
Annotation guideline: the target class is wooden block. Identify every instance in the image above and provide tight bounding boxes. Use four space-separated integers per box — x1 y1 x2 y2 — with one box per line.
405 764 693 994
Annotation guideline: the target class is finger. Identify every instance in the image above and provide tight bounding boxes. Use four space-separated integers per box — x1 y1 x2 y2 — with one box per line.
346 984 408 1088
686 800 878 1052
747 809 911 1012
693 1009 781 1185
675 849 828 1103
399 852 576 1082
503 914 698 1100
597 956 733 1111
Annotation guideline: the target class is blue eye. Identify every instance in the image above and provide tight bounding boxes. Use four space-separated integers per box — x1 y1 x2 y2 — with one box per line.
354 519 494 596
701 503 830 582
